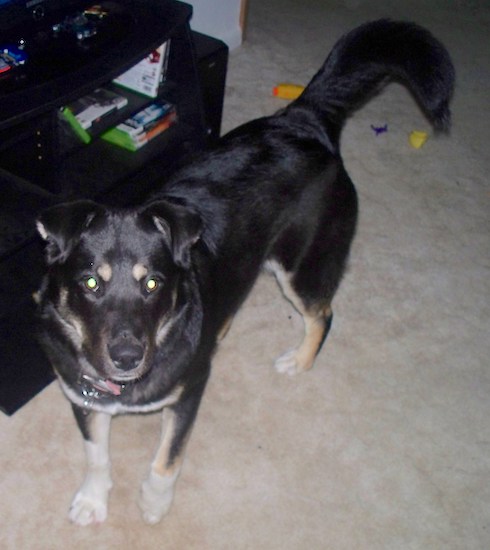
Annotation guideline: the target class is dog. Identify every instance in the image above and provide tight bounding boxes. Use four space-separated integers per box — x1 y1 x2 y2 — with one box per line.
36 20 454 525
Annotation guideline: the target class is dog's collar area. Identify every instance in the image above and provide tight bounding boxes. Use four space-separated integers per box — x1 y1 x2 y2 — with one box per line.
79 374 126 411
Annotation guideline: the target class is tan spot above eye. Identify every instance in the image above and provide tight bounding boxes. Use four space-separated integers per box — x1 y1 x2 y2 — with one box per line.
97 263 112 282
132 263 148 281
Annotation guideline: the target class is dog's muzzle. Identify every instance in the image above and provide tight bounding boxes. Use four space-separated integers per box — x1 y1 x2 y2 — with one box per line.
108 330 145 372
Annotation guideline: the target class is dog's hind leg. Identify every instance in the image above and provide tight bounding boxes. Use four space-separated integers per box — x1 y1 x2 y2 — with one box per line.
69 408 113 525
269 261 333 376
139 379 207 524
275 307 333 376
270 169 357 375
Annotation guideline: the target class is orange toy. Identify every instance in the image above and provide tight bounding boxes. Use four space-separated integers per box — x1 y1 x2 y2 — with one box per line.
272 83 305 100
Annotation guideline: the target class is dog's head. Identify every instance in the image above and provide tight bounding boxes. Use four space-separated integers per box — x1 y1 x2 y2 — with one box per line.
37 199 202 387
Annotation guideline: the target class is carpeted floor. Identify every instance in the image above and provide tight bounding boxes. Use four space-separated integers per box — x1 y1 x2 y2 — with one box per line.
1 1 489 548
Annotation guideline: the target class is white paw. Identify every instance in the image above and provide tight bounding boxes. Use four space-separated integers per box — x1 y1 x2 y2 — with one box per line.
139 472 176 525
274 349 302 376
69 489 109 526
68 470 112 526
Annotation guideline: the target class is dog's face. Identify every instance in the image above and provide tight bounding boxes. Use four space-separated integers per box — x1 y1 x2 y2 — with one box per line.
37 200 202 386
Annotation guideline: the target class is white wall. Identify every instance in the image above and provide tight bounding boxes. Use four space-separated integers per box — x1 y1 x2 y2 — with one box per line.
185 0 243 50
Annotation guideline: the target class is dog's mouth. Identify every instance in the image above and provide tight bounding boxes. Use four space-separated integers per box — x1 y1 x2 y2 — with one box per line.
81 374 126 396
77 365 154 409
77 372 128 410
77 356 151 407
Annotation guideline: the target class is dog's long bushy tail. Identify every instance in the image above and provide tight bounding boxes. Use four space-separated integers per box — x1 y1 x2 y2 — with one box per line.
290 20 455 139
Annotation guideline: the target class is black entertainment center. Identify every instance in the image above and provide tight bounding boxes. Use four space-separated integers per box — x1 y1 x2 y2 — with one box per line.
0 0 228 414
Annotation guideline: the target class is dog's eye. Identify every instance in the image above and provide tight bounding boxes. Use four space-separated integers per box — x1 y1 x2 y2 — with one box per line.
145 277 159 293
84 276 99 292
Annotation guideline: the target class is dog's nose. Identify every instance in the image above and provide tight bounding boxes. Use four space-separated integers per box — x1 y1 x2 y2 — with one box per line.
109 342 144 371
109 333 144 371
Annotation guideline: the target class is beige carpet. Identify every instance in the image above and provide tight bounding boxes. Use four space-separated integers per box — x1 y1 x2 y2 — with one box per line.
1 1 489 548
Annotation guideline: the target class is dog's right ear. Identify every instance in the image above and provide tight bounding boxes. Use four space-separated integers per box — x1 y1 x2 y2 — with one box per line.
37 200 104 265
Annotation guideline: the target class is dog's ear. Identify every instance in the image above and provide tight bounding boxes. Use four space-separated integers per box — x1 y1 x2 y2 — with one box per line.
143 200 202 269
37 200 104 265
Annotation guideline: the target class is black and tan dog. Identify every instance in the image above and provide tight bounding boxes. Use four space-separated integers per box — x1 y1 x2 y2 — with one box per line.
36 20 454 525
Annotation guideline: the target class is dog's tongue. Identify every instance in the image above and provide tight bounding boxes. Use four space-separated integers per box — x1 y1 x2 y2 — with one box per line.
85 375 123 396
104 379 123 396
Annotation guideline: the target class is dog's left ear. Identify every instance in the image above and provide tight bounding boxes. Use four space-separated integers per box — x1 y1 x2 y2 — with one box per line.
143 200 203 269
37 200 105 265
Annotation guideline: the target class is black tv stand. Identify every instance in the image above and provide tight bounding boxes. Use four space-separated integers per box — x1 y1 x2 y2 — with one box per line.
0 0 210 197
0 0 227 414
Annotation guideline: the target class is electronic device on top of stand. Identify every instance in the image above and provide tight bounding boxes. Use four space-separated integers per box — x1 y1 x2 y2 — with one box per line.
0 0 85 33
0 44 27 74
0 1 133 90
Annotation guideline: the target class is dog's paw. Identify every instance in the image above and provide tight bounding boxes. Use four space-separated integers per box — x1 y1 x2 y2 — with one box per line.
274 349 301 375
69 490 109 526
274 348 313 376
68 470 112 526
139 471 176 525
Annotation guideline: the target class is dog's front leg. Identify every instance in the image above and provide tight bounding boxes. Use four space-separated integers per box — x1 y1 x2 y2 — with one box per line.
139 381 206 524
69 406 113 526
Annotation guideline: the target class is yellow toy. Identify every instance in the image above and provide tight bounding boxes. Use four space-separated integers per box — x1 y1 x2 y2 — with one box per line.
272 83 305 100
409 130 428 149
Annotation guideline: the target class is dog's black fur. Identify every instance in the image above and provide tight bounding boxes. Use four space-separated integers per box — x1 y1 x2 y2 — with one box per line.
36 20 454 525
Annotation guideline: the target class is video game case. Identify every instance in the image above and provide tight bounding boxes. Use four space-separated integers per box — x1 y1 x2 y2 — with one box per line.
113 40 170 98
101 100 177 151
61 106 91 144
65 88 128 131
